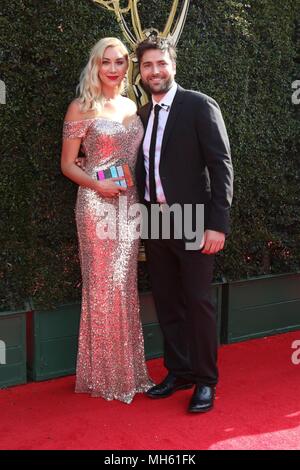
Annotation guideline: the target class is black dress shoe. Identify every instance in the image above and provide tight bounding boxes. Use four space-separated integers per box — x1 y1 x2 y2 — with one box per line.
188 385 215 413
146 373 194 399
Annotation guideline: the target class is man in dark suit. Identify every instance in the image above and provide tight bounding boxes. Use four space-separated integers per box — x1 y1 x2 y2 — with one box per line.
135 37 233 413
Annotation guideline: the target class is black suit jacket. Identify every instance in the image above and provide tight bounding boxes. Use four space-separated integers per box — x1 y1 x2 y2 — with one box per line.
135 85 234 234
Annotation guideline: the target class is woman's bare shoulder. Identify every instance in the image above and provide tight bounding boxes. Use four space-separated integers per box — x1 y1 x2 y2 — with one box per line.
64 99 90 121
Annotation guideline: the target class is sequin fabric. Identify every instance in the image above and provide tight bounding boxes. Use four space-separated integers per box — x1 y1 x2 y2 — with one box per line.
63 116 153 403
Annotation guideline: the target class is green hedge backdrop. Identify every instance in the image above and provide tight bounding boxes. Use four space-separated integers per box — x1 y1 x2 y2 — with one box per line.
0 0 299 308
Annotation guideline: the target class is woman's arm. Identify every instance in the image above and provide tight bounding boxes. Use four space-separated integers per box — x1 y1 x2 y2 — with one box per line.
61 101 125 198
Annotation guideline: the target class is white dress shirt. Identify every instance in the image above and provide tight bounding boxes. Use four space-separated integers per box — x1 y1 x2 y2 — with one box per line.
143 82 178 203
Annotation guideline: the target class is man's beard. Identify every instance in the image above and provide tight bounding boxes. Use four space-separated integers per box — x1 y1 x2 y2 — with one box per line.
141 76 174 96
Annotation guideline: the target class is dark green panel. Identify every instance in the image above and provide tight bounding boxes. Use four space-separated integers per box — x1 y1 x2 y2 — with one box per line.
228 300 300 342
4 345 25 364
0 363 27 388
27 303 81 381
224 274 300 343
35 303 81 340
0 316 24 347
29 337 78 381
0 310 27 388
228 274 300 308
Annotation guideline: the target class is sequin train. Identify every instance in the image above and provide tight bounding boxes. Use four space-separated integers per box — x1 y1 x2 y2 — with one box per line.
63 116 153 403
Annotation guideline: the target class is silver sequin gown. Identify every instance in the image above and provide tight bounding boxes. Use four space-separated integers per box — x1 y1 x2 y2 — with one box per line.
63 116 152 403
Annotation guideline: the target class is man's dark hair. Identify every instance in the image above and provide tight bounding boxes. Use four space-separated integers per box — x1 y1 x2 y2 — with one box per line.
135 35 177 65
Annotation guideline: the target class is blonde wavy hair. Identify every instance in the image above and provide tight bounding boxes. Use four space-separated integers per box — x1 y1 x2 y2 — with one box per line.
77 37 129 113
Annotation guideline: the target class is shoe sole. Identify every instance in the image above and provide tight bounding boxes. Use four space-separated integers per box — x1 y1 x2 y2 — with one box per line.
146 383 194 399
188 405 214 413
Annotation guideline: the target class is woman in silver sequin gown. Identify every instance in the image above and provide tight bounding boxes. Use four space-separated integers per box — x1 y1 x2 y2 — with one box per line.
61 38 152 403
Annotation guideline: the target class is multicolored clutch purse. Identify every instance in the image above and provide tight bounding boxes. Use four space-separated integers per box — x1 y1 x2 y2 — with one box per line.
96 164 134 188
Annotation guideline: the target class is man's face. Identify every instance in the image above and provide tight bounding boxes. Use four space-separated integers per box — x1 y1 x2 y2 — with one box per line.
139 48 176 98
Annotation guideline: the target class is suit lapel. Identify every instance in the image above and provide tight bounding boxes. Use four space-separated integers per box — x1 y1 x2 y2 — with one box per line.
161 85 185 157
139 102 152 130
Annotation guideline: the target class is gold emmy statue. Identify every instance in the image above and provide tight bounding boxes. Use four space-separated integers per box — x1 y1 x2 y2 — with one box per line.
92 0 190 260
93 0 190 106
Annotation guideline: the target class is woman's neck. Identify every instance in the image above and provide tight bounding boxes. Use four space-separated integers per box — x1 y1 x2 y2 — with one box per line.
101 86 120 102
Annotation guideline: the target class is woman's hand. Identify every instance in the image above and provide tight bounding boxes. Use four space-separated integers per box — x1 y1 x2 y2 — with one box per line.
94 177 127 198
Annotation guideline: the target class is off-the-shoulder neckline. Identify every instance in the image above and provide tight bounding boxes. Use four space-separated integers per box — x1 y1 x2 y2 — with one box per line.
64 114 140 130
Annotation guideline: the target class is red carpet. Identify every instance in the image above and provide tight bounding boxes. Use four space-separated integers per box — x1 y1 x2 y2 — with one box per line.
1 331 300 450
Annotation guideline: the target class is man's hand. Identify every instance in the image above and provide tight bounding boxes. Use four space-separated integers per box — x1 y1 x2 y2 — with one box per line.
75 157 86 171
200 230 225 254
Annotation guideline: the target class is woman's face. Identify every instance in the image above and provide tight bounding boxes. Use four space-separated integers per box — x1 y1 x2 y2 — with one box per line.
98 46 128 90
